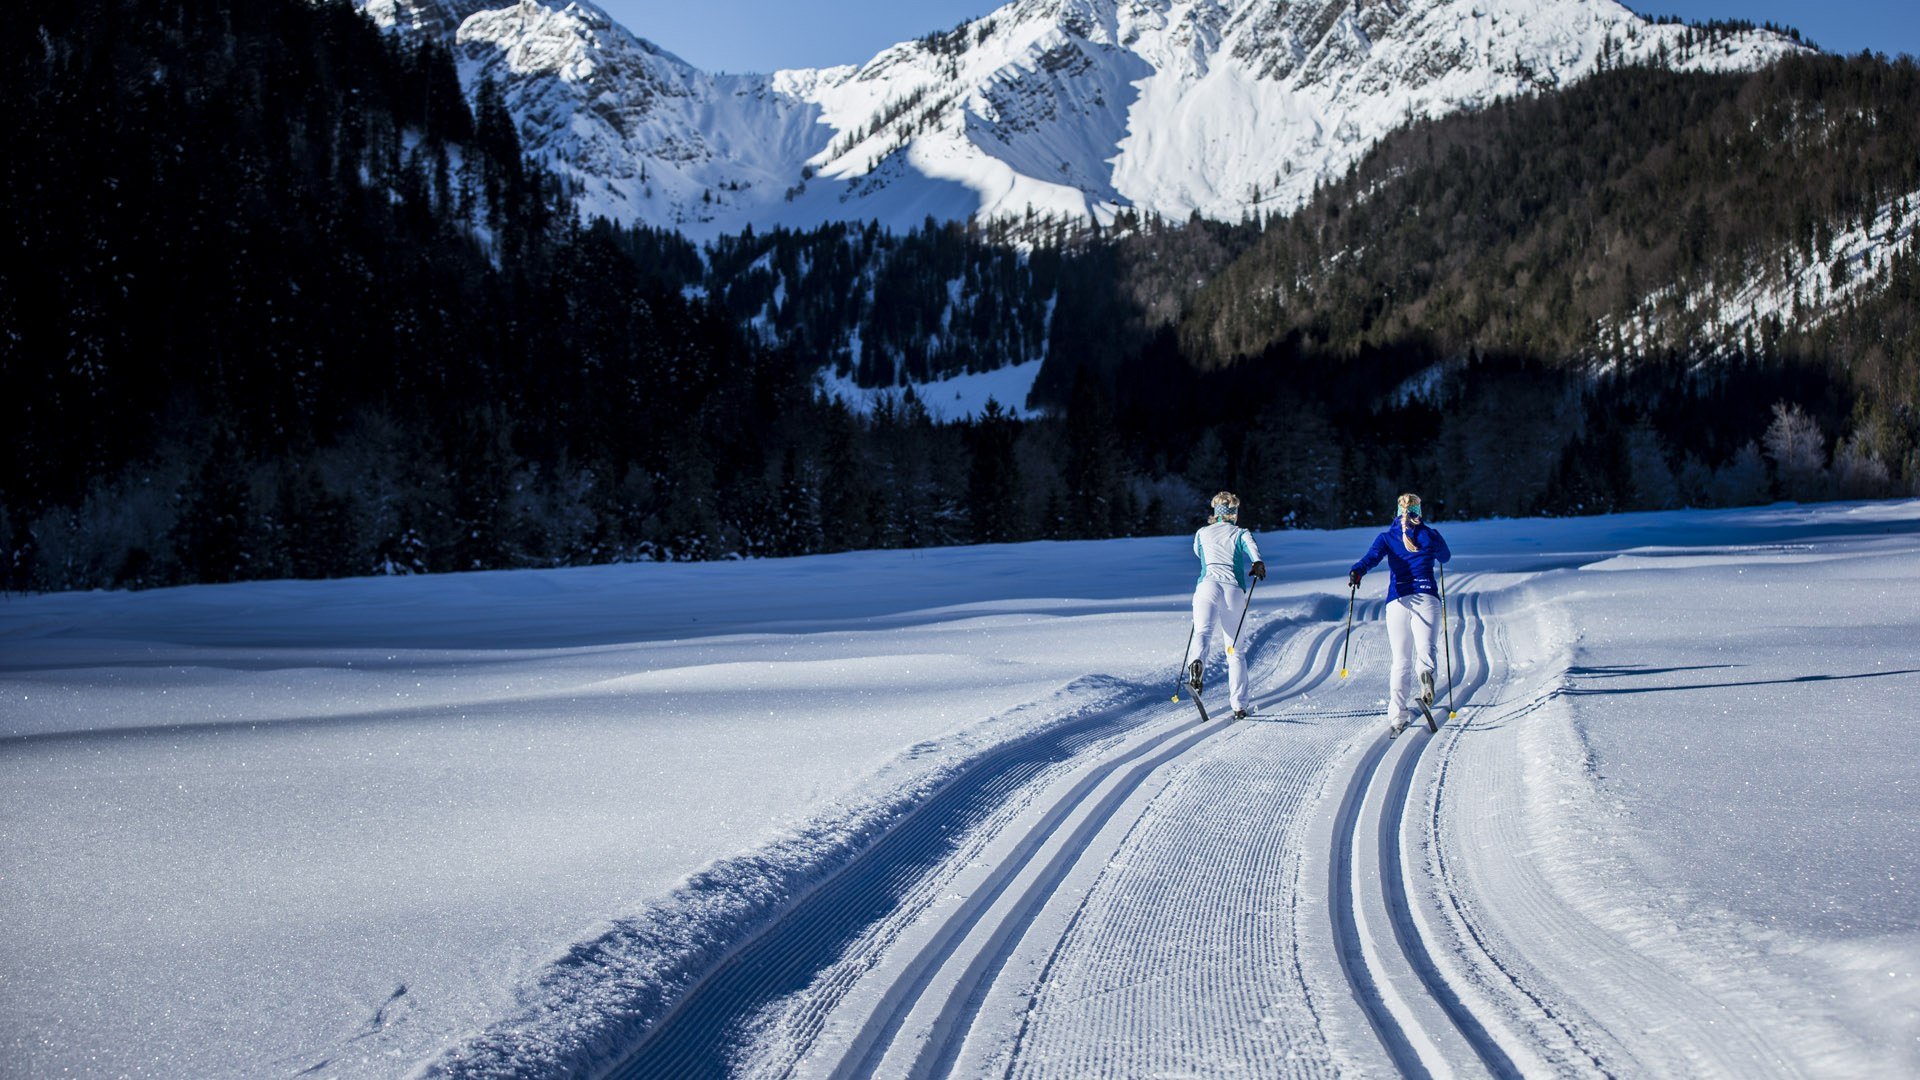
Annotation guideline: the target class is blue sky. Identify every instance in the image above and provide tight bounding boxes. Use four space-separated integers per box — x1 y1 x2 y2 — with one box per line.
1624 2 1918 57
598 1 994 72
597 2 1917 73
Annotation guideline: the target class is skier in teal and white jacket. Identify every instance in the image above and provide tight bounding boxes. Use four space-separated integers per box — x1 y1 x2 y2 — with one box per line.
1187 492 1266 719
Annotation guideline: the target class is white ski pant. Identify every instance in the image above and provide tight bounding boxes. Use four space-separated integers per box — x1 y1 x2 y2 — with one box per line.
1188 580 1250 711
1385 593 1441 721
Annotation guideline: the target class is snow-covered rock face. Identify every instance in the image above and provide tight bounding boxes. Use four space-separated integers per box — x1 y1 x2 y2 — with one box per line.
365 0 831 227
362 0 1808 236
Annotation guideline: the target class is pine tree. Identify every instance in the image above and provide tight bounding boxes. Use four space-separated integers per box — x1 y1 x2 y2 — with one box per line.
1063 371 1123 538
966 399 1021 543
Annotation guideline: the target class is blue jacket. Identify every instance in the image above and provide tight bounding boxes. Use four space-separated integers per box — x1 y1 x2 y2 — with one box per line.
1351 516 1451 600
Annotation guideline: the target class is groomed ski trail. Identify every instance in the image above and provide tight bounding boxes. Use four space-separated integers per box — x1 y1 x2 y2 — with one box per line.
1413 580 1882 1077
602 597 1385 1078
606 569 1868 1079
1318 579 1535 1079
864 619 1354 1079
604 606 1326 1078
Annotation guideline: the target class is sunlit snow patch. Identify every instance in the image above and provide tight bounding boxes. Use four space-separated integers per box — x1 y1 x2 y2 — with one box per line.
815 357 1047 421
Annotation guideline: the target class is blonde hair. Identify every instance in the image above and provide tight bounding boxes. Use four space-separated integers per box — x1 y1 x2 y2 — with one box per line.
1210 491 1240 523
1398 493 1422 550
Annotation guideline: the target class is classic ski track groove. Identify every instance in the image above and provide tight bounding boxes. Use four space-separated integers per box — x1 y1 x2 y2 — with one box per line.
1419 587 1819 1078
1418 590 1623 1078
888 620 1350 1079
606 610 1310 1078
995 614 1357 1078
1327 575 1540 1079
616 571 1791 1079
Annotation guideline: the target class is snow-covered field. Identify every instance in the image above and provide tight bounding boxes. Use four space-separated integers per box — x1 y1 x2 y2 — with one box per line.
3 502 1916 1077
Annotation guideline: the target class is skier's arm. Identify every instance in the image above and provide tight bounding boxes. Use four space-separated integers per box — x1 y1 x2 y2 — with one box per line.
1241 530 1264 564
1429 528 1451 564
1350 531 1389 577
1240 530 1266 581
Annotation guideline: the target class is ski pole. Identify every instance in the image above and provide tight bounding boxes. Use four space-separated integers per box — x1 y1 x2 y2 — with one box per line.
1439 562 1456 719
1174 623 1194 702
1227 577 1258 656
1339 583 1356 678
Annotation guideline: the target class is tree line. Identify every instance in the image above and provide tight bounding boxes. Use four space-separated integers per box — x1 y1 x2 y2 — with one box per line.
4 2 1914 592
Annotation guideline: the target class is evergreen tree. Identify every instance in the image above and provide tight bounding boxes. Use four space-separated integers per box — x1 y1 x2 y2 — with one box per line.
965 399 1022 543
1063 371 1124 539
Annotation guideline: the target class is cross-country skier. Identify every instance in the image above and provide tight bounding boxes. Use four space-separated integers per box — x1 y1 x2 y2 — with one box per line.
1348 493 1452 736
1188 492 1266 719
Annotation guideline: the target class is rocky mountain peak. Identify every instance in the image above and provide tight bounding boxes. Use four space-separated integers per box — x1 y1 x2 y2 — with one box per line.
358 0 1810 236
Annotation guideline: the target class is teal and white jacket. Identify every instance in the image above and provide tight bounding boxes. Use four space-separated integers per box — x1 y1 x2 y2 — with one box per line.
1193 522 1263 591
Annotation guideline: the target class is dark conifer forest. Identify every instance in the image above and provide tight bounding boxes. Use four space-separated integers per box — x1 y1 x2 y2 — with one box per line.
4 0 1917 590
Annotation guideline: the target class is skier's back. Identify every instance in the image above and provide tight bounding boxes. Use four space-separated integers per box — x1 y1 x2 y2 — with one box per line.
1348 493 1452 735
1187 492 1265 719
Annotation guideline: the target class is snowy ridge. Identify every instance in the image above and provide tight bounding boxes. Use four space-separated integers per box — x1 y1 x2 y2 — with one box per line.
365 0 837 231
361 0 1808 237
1604 186 1920 359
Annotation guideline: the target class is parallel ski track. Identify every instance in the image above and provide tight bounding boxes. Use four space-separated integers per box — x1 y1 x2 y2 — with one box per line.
997 616 1356 1079
1419 585 1821 1077
1329 576 1524 1079
1418 589 1618 1076
888 620 1349 1079
604 613 1308 1079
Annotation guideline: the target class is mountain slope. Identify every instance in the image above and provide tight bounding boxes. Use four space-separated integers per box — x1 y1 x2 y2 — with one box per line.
366 0 1809 235
365 0 836 230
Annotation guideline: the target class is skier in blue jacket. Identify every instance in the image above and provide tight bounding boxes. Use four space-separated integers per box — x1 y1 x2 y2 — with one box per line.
1188 492 1265 719
1349 493 1452 736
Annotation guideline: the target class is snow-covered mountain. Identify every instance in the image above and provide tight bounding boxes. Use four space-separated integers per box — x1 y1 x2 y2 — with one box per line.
363 0 1807 236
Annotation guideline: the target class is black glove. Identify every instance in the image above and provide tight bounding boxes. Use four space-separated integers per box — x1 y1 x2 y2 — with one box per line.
1250 560 1266 582
1347 570 1362 589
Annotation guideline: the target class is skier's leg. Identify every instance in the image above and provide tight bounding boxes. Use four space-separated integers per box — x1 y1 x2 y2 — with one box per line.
1410 593 1439 703
1223 587 1249 712
1385 597 1414 723
1188 584 1217 688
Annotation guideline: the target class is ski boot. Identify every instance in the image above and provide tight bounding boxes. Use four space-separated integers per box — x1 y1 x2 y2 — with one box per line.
1188 659 1204 693
1233 707 1249 720
1388 714 1409 738
1417 671 1438 730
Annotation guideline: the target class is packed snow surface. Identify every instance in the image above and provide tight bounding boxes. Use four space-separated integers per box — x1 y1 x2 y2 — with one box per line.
3 501 1917 1077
